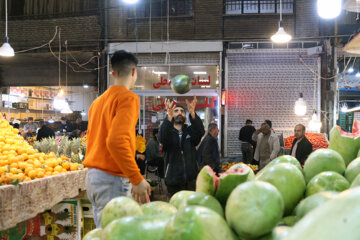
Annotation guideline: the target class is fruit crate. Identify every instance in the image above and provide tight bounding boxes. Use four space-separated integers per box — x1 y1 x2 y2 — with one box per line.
82 217 96 238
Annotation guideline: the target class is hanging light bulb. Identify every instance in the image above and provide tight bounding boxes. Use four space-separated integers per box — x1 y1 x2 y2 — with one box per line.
271 0 292 44
309 111 322 132
317 0 341 19
348 67 354 73
59 88 65 96
341 103 348 113
295 93 307 116
0 0 14 57
271 21 292 43
356 72 360 78
48 118 55 124
53 95 66 110
60 101 73 114
81 110 86 116
122 0 139 4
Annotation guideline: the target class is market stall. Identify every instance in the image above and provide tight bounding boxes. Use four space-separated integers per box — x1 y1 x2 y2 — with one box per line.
0 169 87 231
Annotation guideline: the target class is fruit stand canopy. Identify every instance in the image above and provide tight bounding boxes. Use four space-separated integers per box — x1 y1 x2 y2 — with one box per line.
0 169 87 231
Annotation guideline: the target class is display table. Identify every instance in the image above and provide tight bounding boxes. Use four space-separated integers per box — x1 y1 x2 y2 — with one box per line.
0 169 88 231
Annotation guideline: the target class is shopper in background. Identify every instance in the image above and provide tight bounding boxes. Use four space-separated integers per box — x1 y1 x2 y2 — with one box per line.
135 132 147 175
145 129 164 178
291 124 313 165
59 117 73 133
159 97 205 198
197 123 220 174
239 119 256 164
73 117 87 134
252 120 280 170
23 117 38 137
36 120 55 141
83 50 150 228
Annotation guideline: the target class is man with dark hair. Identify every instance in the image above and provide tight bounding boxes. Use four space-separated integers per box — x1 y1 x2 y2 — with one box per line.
83 50 150 228
198 123 220 173
145 128 164 178
291 124 313 165
239 119 256 164
73 117 87 134
59 117 73 133
252 121 280 170
36 120 55 141
24 117 38 136
159 97 205 198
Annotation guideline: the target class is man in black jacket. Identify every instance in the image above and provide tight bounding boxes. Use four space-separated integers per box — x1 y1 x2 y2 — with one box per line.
290 124 313 165
239 119 256 164
197 123 220 174
159 97 205 198
36 120 55 141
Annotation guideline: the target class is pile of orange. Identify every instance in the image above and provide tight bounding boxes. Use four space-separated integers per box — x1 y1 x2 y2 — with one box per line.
0 119 81 186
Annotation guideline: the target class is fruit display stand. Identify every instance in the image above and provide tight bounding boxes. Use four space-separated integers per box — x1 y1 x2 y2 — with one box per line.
0 168 87 231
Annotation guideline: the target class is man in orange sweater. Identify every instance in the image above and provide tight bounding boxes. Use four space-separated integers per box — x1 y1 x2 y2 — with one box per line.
83 50 150 228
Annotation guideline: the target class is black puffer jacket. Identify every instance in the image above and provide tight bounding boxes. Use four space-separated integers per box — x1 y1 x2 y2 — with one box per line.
159 113 205 187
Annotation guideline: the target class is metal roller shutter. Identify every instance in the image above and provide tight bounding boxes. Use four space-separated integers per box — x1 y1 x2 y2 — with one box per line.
226 48 320 157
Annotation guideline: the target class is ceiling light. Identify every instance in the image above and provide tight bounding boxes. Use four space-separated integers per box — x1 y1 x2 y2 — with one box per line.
81 111 86 116
60 102 73 114
48 118 55 124
53 95 66 110
294 93 307 116
341 103 348 113
309 112 322 132
348 67 354 73
194 72 207 75
271 0 292 44
152 71 167 75
0 0 14 57
356 72 360 77
83 84 89 89
317 0 341 19
122 0 139 3
271 22 292 43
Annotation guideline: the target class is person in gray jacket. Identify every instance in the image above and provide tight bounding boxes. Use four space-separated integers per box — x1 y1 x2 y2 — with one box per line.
252 120 280 170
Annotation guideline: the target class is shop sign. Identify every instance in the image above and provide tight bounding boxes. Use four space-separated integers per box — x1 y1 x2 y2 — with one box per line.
152 75 212 89
152 96 217 112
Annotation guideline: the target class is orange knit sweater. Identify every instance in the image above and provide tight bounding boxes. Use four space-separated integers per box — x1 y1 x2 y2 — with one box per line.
83 86 143 185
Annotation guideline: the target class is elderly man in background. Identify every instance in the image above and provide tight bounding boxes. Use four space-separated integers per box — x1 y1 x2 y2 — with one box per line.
197 123 221 174
291 124 313 165
252 120 280 170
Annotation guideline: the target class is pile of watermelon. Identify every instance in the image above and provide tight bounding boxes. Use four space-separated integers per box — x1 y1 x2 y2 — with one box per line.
83 121 360 240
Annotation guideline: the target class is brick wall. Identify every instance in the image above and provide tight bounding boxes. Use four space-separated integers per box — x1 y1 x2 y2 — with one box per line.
0 15 101 50
109 0 319 41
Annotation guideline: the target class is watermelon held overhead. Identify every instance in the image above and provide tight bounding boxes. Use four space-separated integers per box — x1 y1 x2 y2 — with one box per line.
328 120 360 166
171 75 191 94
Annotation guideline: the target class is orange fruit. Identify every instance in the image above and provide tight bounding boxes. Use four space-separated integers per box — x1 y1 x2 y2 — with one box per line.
62 161 70 170
70 163 79 171
36 171 44 178
28 170 37 179
53 166 63 172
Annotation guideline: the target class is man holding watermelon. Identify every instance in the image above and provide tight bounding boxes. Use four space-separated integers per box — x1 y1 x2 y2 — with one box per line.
159 97 205 198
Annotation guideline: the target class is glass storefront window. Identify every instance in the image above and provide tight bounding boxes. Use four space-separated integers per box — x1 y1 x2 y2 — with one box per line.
109 65 219 90
139 95 219 140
